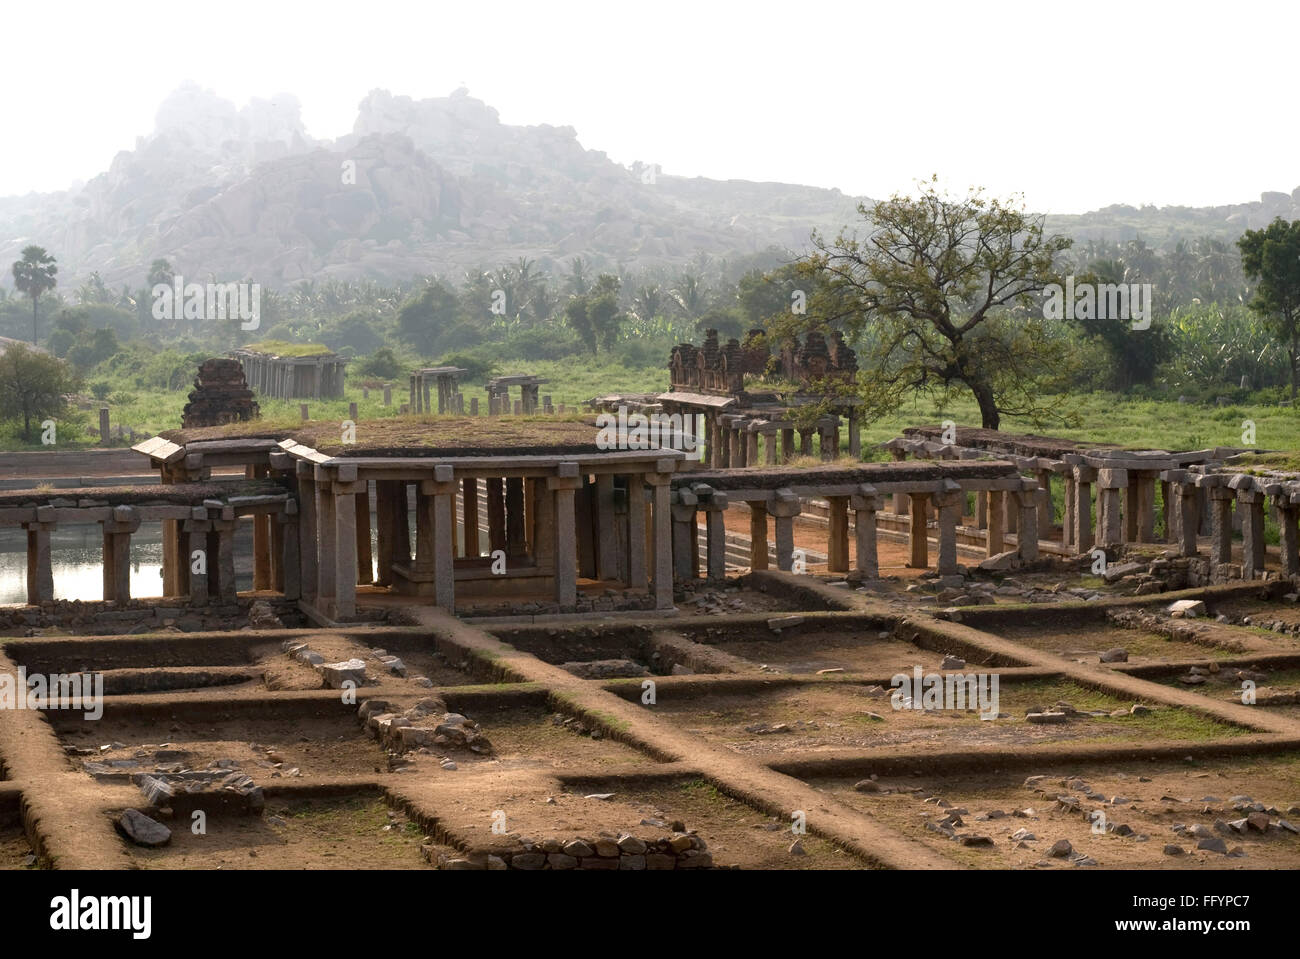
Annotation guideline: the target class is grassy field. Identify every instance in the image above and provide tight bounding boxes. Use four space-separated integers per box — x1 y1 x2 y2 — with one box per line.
1 355 1295 456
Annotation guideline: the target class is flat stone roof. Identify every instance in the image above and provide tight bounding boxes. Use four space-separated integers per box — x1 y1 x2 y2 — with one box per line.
151 415 673 459
675 460 1021 492
901 426 1117 458
0 478 290 509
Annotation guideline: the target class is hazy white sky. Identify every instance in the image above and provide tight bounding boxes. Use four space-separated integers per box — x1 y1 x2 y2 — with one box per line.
3 0 1295 213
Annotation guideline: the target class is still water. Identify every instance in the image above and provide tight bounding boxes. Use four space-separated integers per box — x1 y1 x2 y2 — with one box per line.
0 521 255 605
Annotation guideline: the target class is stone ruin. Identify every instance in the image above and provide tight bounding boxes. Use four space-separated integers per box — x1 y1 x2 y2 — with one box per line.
669 328 858 397
181 358 261 428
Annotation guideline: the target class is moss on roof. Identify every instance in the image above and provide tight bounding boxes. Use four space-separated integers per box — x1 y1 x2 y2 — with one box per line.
162 414 619 457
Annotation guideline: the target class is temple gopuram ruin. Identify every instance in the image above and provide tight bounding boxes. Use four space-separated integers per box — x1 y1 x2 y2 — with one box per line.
181 358 261 428
657 329 863 465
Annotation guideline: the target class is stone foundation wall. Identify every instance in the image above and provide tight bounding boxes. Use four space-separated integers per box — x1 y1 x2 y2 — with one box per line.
0 597 305 635
429 833 714 870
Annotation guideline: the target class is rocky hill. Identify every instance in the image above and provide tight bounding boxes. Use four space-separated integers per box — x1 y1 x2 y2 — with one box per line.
1 84 1296 290
0 85 862 288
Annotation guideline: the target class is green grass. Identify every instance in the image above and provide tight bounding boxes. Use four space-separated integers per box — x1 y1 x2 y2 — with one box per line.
9 352 1300 460
999 679 1248 741
244 340 334 357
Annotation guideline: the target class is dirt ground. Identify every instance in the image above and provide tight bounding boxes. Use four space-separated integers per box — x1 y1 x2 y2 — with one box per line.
817 753 1300 869
127 796 433 869
990 622 1253 664
392 772 860 870
709 629 980 675
648 679 1243 760
0 829 36 870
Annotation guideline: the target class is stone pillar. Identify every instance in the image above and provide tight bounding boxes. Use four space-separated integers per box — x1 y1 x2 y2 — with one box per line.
671 489 698 583
626 480 648 590
975 490 988 530
355 485 373 585
651 477 674 609
909 493 930 566
1004 490 1018 534
1209 486 1235 568
429 472 456 612
375 481 395 587
487 478 507 554
1073 466 1095 554
1238 488 1266 579
891 449 909 515
749 502 769 570
101 506 139 603
316 468 336 606
23 517 54 604
850 485 879 579
1122 474 1139 543
298 463 318 605
462 478 480 558
769 489 801 572
1062 475 1075 550
595 473 620 580
1177 482 1200 557
827 496 850 573
934 486 963 575
248 465 272 591
730 425 745 468
1160 480 1172 543
279 507 300 600
764 432 777 466
393 481 411 569
1135 473 1156 543
986 487 1004 556
333 484 359 619
210 520 237 604
1278 503 1300 578
1097 469 1126 548
745 429 759 467
1036 470 1053 532
184 519 210 604
702 491 729 582
270 514 284 592
848 409 861 459
800 430 814 457
819 423 837 461
1015 482 1040 562
781 428 796 464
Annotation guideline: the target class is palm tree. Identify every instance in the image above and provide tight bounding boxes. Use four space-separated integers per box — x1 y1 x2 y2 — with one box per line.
12 246 58 344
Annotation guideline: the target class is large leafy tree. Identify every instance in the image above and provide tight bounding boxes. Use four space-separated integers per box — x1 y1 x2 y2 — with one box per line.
1237 217 1300 399
792 178 1074 429
12 246 58 344
397 279 461 355
0 343 79 441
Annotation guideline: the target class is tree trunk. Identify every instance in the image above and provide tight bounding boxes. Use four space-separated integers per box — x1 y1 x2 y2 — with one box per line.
31 296 38 345
971 379 1000 430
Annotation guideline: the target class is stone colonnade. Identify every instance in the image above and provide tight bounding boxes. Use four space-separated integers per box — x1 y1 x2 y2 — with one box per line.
233 350 347 400
408 367 466 414
282 446 682 620
668 466 1029 583
1 483 297 607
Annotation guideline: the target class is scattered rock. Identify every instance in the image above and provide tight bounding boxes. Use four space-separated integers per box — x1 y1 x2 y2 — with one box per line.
116 809 171 847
